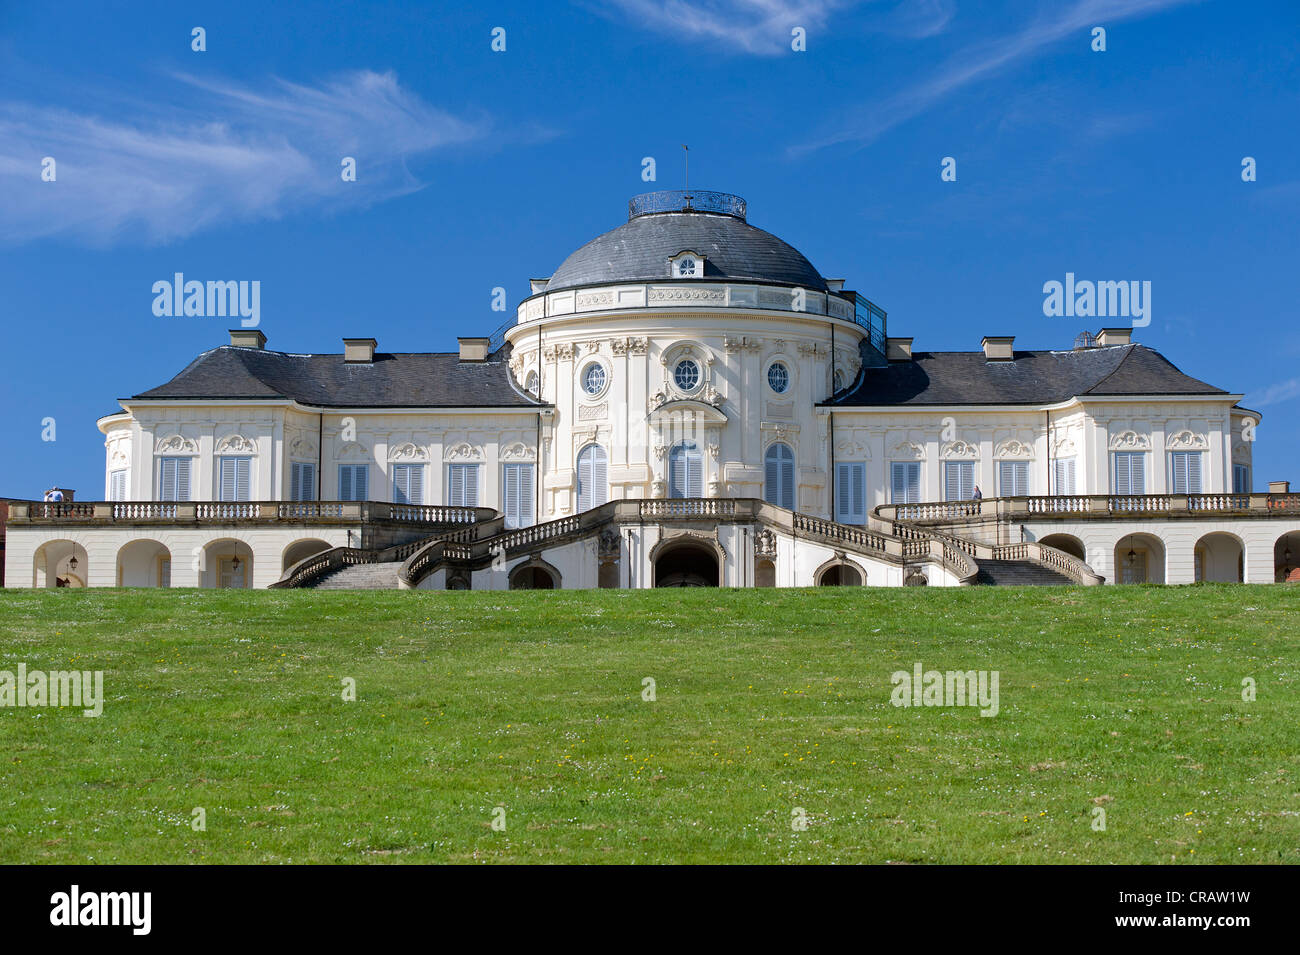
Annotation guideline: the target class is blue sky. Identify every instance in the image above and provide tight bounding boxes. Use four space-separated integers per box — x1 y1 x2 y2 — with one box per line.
1 0 1297 498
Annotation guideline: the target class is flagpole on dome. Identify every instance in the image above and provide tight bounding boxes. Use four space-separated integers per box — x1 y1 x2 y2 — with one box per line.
682 144 690 209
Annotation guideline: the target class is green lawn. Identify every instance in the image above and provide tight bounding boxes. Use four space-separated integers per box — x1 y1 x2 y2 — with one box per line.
1 585 1296 864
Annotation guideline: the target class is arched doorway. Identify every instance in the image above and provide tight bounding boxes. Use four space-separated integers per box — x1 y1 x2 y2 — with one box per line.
509 562 558 590
201 538 254 588
1274 532 1300 583
1114 533 1166 584
1039 534 1085 560
754 558 776 587
653 541 719 587
33 540 88 588
1194 532 1244 582
282 539 332 573
816 562 863 586
116 539 172 587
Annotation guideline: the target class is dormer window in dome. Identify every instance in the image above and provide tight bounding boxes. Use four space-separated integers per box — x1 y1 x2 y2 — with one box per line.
670 250 704 279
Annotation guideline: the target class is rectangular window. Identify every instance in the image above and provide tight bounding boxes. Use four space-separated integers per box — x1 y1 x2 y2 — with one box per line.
1112 451 1146 495
944 461 976 501
109 469 128 502
338 464 369 502
446 463 479 507
157 458 191 502
1053 457 1077 496
502 463 535 529
391 464 424 505
1233 464 1250 494
290 462 316 501
835 462 867 524
890 461 921 504
998 461 1030 497
1168 451 1202 494
218 456 252 502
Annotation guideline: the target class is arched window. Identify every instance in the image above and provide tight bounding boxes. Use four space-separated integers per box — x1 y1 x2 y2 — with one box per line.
668 441 703 499
524 370 538 395
764 442 795 510
576 443 608 512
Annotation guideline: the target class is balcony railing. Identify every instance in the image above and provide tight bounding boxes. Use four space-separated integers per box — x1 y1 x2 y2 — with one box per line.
7 500 497 526
879 492 1300 523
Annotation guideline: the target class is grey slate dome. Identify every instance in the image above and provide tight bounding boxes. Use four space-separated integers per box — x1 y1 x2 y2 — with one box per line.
543 190 828 292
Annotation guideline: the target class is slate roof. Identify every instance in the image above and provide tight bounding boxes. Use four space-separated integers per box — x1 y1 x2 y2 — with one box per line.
127 346 543 408
826 344 1230 407
544 211 827 292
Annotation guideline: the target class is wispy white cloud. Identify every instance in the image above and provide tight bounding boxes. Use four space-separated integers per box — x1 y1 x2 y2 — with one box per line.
594 0 861 55
0 70 488 245
795 0 1197 154
1248 377 1300 408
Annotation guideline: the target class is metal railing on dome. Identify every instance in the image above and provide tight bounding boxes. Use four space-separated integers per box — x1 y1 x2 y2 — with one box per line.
628 190 747 220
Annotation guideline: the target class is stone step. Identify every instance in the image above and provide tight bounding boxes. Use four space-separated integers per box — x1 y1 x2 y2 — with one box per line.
972 559 1074 586
310 561 404 589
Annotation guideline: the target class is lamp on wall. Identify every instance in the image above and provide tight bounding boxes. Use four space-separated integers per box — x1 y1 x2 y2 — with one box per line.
1125 535 1137 566
67 552 79 572
231 553 241 572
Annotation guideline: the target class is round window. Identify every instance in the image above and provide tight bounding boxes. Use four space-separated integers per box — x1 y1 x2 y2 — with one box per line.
767 362 789 394
582 363 607 396
673 359 700 392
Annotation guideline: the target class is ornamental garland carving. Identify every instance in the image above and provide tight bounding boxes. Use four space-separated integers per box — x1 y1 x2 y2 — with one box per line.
500 441 536 461
995 438 1034 459
391 441 431 462
890 440 925 461
940 439 979 460
754 528 777 559
1108 429 1151 451
214 434 256 455
1166 429 1209 451
444 442 484 461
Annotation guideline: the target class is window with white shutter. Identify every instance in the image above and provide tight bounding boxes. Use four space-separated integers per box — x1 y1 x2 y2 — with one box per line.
503 463 535 528
1112 452 1146 495
835 462 867 524
890 462 921 504
576 444 608 512
109 469 128 502
1053 457 1077 495
290 462 316 501
392 464 424 505
157 458 192 502
998 461 1030 497
1168 451 1202 494
668 442 703 499
338 464 369 501
944 461 976 501
764 443 795 510
218 456 252 502
446 464 479 507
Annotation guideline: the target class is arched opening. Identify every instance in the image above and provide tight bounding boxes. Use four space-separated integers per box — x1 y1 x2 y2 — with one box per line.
201 538 254 589
653 541 719 587
754 558 776 588
668 441 703 499
904 571 929 587
446 573 471 591
1194 532 1244 583
116 539 172 587
282 538 332 573
764 442 795 510
817 563 862 586
1274 532 1300 583
1039 534 1086 560
509 562 557 590
33 540 88 588
1113 533 1166 584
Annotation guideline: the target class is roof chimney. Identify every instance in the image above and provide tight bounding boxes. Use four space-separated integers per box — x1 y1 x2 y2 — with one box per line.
1269 480 1290 494
1095 327 1132 347
229 329 267 349
981 336 1015 361
458 337 491 362
343 338 377 363
886 337 913 362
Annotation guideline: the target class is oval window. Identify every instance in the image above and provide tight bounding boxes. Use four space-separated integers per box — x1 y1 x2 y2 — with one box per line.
582 363 607 395
673 359 700 392
767 362 789 394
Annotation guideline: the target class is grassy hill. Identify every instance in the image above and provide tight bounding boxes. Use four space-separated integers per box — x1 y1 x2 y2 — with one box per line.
1 585 1296 864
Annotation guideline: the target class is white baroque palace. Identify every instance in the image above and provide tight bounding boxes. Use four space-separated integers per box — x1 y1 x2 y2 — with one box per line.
7 190 1299 590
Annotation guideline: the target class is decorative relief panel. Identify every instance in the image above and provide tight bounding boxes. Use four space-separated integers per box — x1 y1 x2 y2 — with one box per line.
443 442 483 462
940 439 979 460
578 402 608 421
215 434 257 455
1166 429 1209 451
995 438 1034 459
1108 429 1151 451
890 439 925 461
501 441 536 461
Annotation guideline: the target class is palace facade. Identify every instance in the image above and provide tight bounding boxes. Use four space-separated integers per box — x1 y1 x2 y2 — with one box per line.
6 190 1299 590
